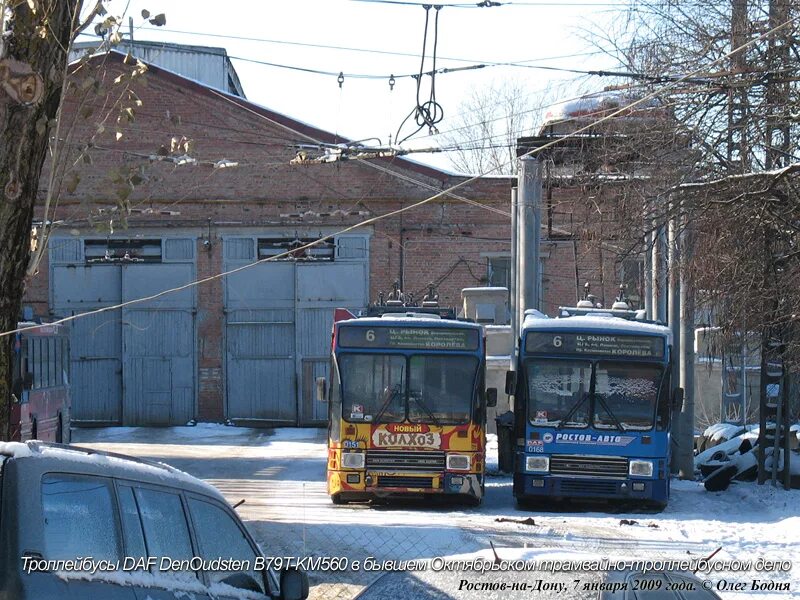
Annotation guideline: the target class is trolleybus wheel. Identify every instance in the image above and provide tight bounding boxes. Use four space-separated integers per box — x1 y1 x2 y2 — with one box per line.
331 493 347 505
462 494 481 507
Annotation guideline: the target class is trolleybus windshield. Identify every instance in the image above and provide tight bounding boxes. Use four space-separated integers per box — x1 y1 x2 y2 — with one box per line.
594 362 663 430
339 354 478 425
526 359 665 431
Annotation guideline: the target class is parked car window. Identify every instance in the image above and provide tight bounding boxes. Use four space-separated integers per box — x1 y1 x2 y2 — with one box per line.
188 497 264 593
117 485 147 561
41 474 120 561
134 487 194 575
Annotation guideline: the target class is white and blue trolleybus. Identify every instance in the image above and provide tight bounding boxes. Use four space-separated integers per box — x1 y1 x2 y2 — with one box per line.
506 293 680 508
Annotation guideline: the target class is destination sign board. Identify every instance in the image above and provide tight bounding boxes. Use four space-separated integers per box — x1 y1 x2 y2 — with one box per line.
338 326 480 351
525 332 664 359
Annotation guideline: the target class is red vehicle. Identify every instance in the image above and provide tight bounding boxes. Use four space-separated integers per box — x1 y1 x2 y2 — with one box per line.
10 322 71 443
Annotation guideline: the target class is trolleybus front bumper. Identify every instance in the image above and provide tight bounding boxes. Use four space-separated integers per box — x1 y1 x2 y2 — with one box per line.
328 469 483 499
513 472 668 502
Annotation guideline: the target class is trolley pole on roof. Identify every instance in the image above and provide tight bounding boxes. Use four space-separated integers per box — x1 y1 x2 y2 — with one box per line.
510 186 519 364
518 157 542 321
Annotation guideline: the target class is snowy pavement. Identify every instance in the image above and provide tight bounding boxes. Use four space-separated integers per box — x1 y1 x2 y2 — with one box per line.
72 425 800 599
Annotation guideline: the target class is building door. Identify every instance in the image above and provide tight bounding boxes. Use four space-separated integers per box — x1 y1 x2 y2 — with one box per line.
225 260 297 424
224 235 368 425
121 264 195 426
50 237 196 426
68 308 123 424
296 262 367 425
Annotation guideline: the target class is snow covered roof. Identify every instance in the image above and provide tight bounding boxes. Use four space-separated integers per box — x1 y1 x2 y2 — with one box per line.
542 90 667 127
522 312 672 340
0 441 224 501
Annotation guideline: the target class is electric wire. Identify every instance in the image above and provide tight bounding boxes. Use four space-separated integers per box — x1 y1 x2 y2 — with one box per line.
102 27 610 67
2 12 795 338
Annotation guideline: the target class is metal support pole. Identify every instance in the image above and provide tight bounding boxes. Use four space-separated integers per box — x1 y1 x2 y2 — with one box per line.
510 187 519 363
668 210 681 474
678 225 695 480
644 231 653 320
518 157 542 321
657 225 668 322
650 218 667 323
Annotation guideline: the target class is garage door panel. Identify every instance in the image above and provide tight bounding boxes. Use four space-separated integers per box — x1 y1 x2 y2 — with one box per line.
121 263 194 308
227 358 295 422
297 308 334 358
126 358 171 426
53 265 121 307
225 262 295 309
123 309 193 358
68 310 122 424
228 322 293 359
123 310 194 426
296 263 366 306
70 358 122 423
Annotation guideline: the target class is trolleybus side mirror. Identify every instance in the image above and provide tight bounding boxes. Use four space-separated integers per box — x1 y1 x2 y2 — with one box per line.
671 387 684 411
316 377 328 403
504 371 517 396
486 387 498 408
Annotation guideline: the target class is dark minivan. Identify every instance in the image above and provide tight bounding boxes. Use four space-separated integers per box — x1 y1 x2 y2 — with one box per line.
0 441 308 600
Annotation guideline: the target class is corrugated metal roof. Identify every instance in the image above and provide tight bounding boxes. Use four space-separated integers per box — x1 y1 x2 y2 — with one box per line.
71 39 246 98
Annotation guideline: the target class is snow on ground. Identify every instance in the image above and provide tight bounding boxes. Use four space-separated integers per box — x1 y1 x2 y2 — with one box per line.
73 426 800 599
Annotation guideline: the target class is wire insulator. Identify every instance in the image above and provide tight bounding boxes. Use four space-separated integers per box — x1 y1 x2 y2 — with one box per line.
389 74 395 90
337 72 344 88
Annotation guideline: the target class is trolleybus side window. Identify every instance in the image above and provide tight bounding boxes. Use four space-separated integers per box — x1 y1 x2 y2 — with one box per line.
526 359 591 427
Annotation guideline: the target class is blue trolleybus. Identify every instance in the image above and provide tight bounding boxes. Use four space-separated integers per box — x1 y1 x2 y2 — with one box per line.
506 300 677 508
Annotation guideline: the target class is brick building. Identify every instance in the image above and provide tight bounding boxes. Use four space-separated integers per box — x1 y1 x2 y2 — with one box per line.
23 49 623 426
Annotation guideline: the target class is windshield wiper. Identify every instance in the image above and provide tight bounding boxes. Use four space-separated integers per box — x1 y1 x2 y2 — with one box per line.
593 393 625 432
409 393 441 427
373 384 403 424
555 393 589 430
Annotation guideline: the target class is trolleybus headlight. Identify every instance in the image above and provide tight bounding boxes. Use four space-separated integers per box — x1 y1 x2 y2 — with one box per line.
342 451 365 470
629 460 654 478
446 454 470 471
525 456 549 473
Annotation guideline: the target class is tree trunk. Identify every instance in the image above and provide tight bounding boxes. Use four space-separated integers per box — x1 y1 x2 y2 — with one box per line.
0 1 82 441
